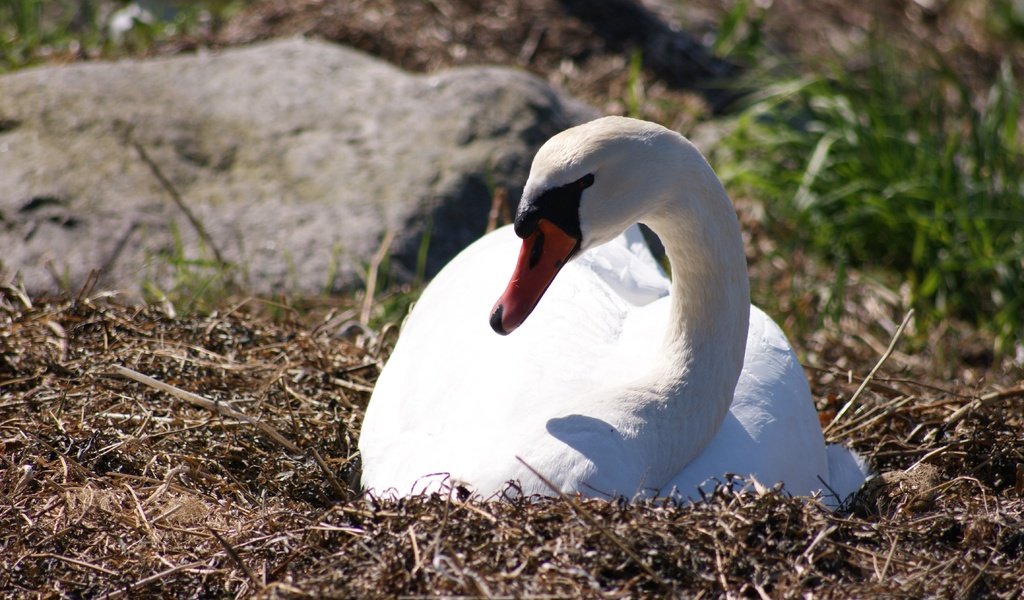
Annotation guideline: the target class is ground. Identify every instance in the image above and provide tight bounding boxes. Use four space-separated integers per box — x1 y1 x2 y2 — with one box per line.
1 294 1022 596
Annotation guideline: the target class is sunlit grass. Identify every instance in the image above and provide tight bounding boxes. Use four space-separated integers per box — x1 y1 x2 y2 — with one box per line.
141 221 237 315
0 0 245 72
714 45 1023 351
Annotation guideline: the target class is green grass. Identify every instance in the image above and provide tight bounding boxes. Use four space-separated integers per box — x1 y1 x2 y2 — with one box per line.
1 0 91 70
625 47 644 119
142 221 236 315
0 0 245 72
987 0 1024 42
361 221 435 331
711 0 766 64
714 45 1024 350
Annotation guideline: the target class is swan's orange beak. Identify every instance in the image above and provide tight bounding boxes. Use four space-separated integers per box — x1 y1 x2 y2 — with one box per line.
490 219 580 335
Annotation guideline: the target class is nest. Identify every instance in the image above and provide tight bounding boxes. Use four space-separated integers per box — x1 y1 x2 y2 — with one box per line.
2 289 1022 597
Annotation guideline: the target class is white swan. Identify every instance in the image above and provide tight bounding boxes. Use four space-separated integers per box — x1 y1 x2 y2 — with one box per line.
359 116 869 505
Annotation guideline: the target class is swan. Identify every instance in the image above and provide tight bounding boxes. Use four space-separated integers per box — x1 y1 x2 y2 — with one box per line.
359 116 869 506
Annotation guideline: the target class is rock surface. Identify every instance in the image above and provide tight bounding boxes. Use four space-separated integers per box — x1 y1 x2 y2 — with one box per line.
0 38 595 297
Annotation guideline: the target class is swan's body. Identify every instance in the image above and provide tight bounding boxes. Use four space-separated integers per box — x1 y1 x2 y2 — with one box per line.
359 117 868 505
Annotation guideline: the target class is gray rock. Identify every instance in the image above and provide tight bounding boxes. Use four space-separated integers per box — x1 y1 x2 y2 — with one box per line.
0 38 595 298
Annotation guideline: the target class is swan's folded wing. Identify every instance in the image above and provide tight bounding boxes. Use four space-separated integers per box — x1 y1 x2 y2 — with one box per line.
578 224 669 307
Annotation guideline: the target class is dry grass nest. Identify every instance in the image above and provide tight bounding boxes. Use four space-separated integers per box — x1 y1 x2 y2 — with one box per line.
2 288 1023 598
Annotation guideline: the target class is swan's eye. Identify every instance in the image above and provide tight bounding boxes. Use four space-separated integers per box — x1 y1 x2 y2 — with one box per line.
514 173 594 239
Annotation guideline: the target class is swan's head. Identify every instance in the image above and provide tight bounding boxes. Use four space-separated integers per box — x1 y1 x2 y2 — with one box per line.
490 116 692 335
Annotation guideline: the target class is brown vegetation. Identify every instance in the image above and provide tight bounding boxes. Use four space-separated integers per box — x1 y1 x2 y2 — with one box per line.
2 291 1022 597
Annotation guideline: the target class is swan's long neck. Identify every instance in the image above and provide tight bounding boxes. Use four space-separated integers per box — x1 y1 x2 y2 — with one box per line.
650 166 749 361
630 145 750 484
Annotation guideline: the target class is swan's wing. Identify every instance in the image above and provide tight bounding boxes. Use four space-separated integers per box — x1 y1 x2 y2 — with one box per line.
360 224 670 496
665 307 833 498
580 224 668 306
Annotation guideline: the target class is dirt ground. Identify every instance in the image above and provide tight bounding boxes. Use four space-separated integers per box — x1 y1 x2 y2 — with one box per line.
1 292 1022 597
3 0 1023 597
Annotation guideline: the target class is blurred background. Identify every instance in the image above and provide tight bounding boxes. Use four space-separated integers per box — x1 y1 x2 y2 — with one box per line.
2 0 1022 369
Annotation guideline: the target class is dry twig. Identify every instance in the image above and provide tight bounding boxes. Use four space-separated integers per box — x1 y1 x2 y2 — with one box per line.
826 309 914 432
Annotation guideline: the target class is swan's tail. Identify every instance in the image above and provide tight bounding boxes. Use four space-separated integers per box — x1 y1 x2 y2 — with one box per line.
825 444 872 509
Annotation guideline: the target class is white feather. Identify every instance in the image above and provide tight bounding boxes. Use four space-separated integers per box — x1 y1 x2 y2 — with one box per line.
359 117 870 507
